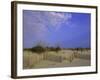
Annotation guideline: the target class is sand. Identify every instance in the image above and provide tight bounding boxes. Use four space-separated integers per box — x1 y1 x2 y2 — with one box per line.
23 49 90 69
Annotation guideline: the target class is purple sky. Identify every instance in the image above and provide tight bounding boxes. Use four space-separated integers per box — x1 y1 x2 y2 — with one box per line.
23 10 91 48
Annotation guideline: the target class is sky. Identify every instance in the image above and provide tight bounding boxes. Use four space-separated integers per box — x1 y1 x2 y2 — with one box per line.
23 10 91 48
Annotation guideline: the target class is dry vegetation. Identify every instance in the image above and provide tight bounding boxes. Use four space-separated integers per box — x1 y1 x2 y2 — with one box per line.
23 46 90 69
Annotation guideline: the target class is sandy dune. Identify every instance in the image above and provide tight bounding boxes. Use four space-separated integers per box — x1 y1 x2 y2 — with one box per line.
23 49 90 69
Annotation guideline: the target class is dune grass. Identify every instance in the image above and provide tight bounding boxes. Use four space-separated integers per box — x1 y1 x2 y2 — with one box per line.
23 46 90 69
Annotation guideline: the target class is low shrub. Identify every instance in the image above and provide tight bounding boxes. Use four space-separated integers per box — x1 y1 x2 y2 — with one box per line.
31 45 46 53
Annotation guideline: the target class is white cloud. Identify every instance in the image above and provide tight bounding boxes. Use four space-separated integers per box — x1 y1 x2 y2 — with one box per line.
44 12 72 31
50 12 65 18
